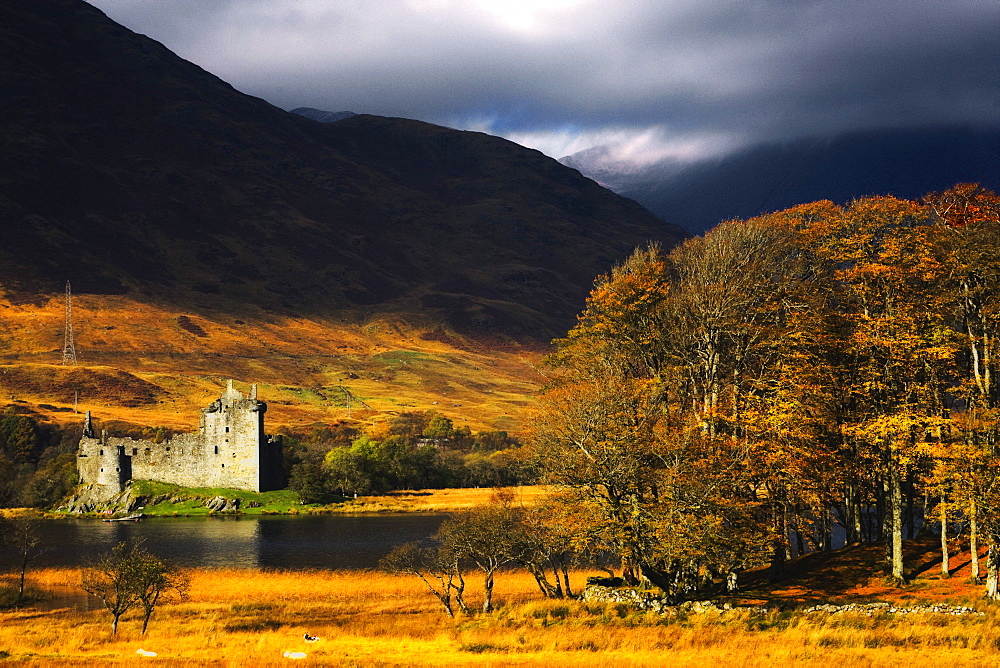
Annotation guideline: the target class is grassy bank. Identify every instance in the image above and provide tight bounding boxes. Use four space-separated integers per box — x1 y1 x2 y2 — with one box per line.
104 483 551 517
1 562 999 666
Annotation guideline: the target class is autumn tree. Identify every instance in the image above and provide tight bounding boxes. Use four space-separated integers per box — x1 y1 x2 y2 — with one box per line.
533 184 1000 598
924 184 1000 593
801 196 953 582
533 243 776 598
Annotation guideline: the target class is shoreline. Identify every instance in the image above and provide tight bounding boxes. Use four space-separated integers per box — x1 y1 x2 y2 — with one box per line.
10 485 554 519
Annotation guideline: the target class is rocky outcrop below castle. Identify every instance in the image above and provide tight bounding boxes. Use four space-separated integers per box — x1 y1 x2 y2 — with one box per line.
60 482 261 515
61 483 145 515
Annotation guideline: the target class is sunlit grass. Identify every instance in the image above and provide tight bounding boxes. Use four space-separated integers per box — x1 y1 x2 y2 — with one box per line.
71 484 552 516
0 293 545 433
2 565 1000 666
334 485 552 512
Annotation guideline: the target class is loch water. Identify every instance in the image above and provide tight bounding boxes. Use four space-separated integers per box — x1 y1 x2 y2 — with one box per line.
31 514 448 570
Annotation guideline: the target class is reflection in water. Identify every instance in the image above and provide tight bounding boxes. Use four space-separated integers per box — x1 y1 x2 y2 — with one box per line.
35 514 446 570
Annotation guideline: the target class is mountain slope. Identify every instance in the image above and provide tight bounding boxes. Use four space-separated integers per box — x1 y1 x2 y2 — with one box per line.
0 0 686 340
562 126 1000 235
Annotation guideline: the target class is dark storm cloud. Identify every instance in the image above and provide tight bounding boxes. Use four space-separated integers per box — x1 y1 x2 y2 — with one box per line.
86 0 999 161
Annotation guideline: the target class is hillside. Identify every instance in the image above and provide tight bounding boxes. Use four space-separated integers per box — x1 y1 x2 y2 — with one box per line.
562 126 1000 234
0 292 545 433
0 0 686 342
0 0 693 432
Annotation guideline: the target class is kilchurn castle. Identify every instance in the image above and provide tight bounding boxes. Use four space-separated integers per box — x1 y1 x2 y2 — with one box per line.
77 380 284 493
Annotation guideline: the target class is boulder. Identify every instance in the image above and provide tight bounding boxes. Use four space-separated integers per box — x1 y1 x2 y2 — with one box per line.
204 496 241 512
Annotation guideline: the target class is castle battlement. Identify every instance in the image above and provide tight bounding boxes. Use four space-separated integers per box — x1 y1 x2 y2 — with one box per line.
77 380 284 494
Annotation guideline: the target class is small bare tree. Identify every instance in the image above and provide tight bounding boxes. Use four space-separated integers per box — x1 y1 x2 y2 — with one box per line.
81 541 187 634
1 516 47 606
380 541 467 617
135 550 189 634
436 489 522 612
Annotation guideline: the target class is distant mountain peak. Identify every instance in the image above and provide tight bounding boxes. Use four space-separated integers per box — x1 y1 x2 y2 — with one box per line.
560 145 684 192
563 125 1000 235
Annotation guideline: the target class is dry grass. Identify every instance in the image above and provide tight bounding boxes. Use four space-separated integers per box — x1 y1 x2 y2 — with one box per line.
3 554 1000 667
338 485 553 512
0 292 545 433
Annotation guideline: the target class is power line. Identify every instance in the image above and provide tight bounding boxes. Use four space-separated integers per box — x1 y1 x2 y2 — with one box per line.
62 280 76 366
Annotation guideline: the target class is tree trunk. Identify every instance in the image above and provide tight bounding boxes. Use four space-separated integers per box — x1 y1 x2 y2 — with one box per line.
985 544 1000 600
881 476 892 568
875 477 886 544
890 465 905 584
417 573 453 617
560 563 573 598
551 564 564 598
17 555 28 605
905 468 916 539
482 569 495 612
768 537 787 583
939 500 950 577
523 562 559 598
850 483 863 544
453 570 469 615
766 502 788 582
970 499 981 582
822 507 833 552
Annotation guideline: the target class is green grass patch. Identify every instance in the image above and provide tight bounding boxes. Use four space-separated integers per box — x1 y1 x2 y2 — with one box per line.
130 480 305 516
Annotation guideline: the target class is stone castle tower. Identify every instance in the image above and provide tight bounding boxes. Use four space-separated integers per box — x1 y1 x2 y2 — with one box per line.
77 380 284 494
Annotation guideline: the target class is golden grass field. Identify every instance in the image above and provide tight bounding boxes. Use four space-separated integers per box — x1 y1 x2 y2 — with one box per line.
332 485 553 513
4 537 1000 667
0 292 546 433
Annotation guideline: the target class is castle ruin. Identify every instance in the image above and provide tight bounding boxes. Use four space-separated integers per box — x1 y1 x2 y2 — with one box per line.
77 380 284 494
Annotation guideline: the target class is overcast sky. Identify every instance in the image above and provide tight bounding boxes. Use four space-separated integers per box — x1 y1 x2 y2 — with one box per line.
86 0 999 165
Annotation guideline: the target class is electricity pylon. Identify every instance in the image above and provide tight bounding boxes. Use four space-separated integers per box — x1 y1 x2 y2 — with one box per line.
62 281 77 365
